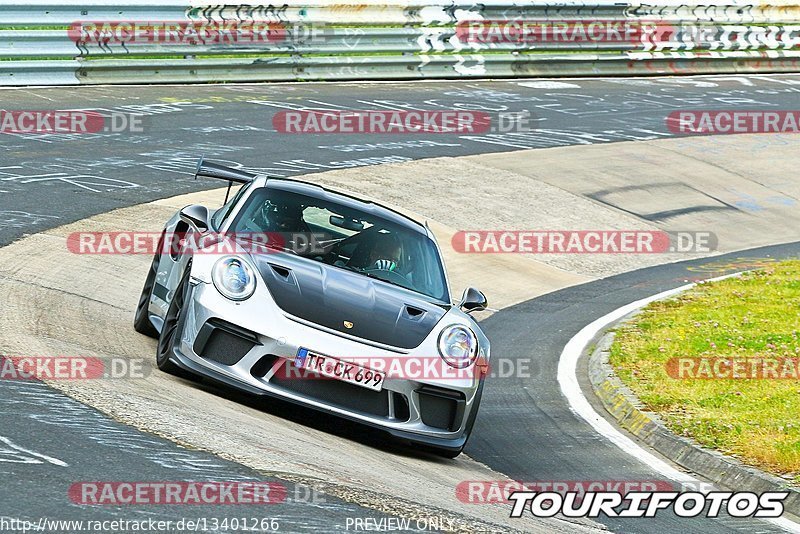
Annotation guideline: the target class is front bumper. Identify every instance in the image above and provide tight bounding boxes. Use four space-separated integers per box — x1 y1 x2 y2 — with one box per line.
168 280 483 450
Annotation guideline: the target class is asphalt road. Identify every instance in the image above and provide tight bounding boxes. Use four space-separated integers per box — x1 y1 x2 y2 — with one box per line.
1 75 800 533
2 74 800 247
471 242 800 533
0 379 416 532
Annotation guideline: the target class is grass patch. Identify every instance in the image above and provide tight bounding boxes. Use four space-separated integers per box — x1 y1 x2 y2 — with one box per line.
609 260 800 484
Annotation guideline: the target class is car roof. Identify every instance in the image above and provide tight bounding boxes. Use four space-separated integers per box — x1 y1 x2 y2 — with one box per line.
259 177 428 235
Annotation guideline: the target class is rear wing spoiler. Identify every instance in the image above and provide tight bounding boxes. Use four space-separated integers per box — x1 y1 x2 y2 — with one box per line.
194 157 258 203
194 156 257 184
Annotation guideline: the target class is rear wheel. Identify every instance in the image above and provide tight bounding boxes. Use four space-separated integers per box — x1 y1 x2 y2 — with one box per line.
156 264 192 377
133 232 164 338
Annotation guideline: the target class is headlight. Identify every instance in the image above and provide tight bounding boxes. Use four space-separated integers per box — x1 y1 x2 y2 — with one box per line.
212 256 256 301
438 325 478 369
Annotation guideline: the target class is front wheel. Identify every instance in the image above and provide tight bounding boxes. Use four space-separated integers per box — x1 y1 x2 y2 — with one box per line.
156 265 192 377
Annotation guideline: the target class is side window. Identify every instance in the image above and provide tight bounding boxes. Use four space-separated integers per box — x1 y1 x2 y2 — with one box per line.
211 183 250 230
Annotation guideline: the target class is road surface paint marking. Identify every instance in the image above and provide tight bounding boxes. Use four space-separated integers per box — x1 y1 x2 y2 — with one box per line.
556 273 800 533
517 81 582 89
0 435 68 466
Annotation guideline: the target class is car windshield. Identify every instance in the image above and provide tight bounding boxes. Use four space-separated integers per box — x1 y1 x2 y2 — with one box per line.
229 186 450 302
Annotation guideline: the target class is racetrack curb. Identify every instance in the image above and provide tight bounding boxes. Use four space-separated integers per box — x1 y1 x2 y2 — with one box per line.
588 316 800 517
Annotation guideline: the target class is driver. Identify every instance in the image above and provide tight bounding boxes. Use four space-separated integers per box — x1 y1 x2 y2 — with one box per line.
256 200 307 233
365 233 402 272
239 199 312 253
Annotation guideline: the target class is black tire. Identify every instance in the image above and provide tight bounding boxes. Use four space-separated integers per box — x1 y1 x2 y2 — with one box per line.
133 232 164 338
431 379 485 459
156 264 192 377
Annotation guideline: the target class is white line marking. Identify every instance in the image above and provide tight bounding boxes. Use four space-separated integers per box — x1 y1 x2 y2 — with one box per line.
517 81 581 89
21 90 56 102
556 275 800 533
0 435 68 467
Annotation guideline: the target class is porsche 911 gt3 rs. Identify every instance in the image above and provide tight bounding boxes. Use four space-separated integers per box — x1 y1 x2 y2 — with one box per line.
134 159 489 457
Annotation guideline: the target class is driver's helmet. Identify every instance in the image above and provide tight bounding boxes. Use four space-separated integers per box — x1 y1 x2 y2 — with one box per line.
258 200 304 232
368 232 402 271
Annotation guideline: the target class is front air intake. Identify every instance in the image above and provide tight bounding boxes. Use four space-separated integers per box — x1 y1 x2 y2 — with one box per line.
193 319 259 365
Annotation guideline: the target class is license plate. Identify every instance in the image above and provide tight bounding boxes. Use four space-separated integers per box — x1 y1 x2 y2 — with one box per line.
294 348 384 392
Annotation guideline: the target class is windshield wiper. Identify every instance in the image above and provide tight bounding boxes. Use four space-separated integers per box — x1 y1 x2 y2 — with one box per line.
336 264 413 292
360 269 413 291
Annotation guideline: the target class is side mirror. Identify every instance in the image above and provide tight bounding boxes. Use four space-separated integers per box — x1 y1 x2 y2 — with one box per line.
459 287 487 313
179 204 211 234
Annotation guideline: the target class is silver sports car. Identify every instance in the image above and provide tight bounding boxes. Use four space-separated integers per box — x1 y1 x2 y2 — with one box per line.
134 159 489 457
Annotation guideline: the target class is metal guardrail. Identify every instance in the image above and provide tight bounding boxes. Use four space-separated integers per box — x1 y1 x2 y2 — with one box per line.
0 1 799 85
4 26 800 58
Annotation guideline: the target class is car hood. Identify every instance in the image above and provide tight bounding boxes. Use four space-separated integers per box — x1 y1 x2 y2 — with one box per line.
252 255 448 350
